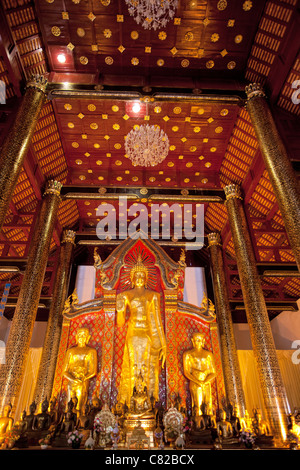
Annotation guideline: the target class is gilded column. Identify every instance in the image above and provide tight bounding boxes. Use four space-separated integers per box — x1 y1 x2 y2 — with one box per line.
245 83 300 271
0 75 48 230
0 180 62 413
208 232 246 418
33 229 76 407
99 289 116 407
224 183 289 443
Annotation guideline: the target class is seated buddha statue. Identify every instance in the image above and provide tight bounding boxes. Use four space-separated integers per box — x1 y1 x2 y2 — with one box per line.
252 409 271 437
289 415 300 443
33 397 51 431
0 404 14 444
240 410 254 432
49 397 59 427
230 405 242 436
22 401 37 432
216 409 238 444
128 371 154 419
59 400 78 434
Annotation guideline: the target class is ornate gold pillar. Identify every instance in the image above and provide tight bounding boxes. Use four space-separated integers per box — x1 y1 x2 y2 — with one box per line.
224 183 289 443
245 83 300 271
0 75 48 230
208 232 246 418
33 229 76 407
99 289 116 406
0 180 62 413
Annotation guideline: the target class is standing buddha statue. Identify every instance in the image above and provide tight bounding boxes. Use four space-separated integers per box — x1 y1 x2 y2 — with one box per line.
116 255 166 405
63 327 98 415
183 332 216 417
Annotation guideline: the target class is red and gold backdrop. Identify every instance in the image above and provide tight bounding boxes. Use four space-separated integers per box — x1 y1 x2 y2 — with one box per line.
52 238 225 412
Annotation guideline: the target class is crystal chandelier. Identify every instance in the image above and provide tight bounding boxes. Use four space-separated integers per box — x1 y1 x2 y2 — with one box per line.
125 0 178 30
125 124 169 167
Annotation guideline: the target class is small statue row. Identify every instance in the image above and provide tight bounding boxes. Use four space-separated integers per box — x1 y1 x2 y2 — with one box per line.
185 402 274 448
0 394 106 448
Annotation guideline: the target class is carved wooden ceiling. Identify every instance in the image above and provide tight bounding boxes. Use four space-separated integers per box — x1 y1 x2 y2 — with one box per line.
0 0 299 321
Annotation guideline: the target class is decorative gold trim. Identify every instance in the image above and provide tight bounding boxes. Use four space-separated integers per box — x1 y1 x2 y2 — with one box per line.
61 229 76 245
44 180 63 197
26 74 48 94
149 194 223 203
262 270 300 278
63 192 138 200
63 298 104 319
207 232 222 247
94 233 180 290
177 297 216 322
48 89 243 106
245 82 266 101
224 183 243 201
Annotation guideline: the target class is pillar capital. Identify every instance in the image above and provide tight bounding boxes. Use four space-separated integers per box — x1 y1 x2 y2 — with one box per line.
44 180 62 198
207 232 222 247
245 82 266 101
62 229 76 245
25 74 48 94
224 183 243 201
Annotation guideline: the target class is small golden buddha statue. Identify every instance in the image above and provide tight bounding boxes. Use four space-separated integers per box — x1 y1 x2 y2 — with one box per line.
17 410 27 433
240 410 253 431
252 409 271 437
183 332 216 417
0 404 14 443
63 327 98 415
289 416 300 443
49 397 59 426
216 409 237 444
129 371 153 418
33 397 51 431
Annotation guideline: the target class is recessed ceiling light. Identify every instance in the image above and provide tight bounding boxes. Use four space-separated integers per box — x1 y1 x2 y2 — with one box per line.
57 53 66 64
132 102 141 113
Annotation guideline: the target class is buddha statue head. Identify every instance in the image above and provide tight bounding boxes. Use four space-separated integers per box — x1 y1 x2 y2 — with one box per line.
130 255 148 288
192 332 205 351
75 327 91 347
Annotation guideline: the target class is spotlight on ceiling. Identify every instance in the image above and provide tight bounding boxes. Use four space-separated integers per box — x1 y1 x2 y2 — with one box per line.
57 53 67 64
132 102 141 113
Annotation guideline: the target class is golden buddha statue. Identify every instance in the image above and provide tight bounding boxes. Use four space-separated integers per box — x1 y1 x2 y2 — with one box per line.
289 415 300 443
116 255 166 405
0 404 14 444
63 327 98 415
183 332 216 417
240 410 253 431
129 371 153 418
